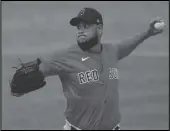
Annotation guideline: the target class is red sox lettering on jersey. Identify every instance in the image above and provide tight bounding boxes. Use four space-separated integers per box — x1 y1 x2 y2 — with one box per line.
78 68 118 84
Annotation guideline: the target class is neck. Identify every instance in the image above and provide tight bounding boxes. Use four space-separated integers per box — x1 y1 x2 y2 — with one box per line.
89 42 102 54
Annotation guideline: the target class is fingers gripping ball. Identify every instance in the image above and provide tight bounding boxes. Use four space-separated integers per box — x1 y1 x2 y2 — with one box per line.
148 17 165 35
10 58 46 97
154 22 165 30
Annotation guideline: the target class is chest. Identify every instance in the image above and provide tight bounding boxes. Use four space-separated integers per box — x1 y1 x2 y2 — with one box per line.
68 51 119 85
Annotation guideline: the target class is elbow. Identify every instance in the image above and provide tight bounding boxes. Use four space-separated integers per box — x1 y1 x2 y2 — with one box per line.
118 51 133 60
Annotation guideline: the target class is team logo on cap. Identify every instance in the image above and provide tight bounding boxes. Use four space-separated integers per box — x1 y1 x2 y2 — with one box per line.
97 19 100 23
79 8 85 16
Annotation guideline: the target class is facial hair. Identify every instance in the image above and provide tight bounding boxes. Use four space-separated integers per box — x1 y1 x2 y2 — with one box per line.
77 35 99 51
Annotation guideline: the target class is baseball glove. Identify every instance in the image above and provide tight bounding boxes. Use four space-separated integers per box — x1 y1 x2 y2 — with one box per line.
10 58 46 97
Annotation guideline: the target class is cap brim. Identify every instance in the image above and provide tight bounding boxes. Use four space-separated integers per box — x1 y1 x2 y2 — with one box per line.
70 17 89 26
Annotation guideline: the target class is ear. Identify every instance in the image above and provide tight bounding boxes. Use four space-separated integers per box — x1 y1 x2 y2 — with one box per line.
97 24 103 35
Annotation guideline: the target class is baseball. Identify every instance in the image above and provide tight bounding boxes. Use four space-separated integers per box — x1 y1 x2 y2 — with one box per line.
154 22 165 30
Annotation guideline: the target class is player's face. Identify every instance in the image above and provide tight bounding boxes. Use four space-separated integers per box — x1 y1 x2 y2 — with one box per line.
76 22 98 43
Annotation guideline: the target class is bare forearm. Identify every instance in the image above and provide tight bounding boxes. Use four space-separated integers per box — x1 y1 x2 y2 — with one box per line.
117 31 151 60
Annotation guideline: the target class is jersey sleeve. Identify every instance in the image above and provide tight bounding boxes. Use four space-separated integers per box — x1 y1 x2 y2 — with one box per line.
112 33 148 60
39 49 74 77
112 38 136 60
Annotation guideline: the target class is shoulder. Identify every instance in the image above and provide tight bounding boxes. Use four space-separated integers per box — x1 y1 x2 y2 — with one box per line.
102 42 118 51
67 44 82 53
50 44 82 60
102 42 119 57
51 44 78 56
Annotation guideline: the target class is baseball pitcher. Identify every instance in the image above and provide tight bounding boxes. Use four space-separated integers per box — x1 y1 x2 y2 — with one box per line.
10 8 165 130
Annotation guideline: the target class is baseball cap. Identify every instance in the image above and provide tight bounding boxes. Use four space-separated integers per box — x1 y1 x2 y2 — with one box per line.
70 7 103 26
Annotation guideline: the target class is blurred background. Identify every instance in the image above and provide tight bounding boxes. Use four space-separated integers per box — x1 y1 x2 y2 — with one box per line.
2 1 169 130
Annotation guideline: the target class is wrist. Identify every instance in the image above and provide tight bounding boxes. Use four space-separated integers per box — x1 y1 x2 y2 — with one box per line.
146 28 155 37
143 30 152 39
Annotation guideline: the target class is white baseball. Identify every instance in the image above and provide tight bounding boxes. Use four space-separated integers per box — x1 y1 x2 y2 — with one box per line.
154 22 165 30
